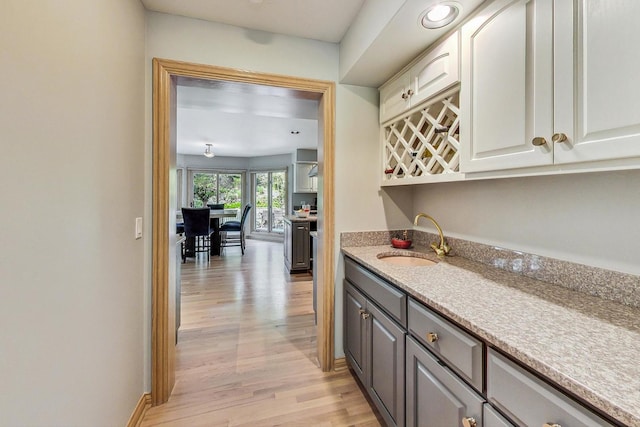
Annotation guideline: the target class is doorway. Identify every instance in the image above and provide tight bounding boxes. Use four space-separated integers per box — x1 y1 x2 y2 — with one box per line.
252 170 286 235
151 58 336 405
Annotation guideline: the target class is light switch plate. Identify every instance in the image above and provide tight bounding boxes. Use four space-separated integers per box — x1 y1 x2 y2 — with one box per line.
135 217 143 239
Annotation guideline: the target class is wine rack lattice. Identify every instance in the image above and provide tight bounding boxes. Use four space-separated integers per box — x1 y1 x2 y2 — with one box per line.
383 90 460 181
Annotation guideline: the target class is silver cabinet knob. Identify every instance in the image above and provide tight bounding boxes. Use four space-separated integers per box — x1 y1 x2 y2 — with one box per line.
427 332 439 343
401 92 409 100
462 417 477 427
407 89 414 96
532 137 548 146
552 133 568 143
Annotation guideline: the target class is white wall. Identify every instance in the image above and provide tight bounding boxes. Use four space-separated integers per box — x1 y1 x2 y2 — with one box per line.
0 1 146 425
145 12 395 361
412 169 640 275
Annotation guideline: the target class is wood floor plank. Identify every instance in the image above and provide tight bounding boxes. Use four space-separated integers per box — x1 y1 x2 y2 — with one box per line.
141 240 381 427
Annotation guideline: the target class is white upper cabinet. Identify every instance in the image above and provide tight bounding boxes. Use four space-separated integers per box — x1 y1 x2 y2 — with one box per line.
554 0 640 164
461 0 640 174
380 32 460 124
460 0 553 173
294 163 317 193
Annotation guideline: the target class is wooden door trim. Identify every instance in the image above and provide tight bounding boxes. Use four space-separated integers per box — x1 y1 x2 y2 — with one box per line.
151 58 336 405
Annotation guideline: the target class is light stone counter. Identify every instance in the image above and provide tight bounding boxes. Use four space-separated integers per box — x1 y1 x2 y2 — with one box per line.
342 243 640 427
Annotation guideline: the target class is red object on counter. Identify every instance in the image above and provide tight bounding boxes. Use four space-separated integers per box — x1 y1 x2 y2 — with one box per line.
391 238 412 249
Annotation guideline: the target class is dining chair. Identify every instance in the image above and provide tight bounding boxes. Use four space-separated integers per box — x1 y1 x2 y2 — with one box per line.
181 207 211 262
220 204 252 255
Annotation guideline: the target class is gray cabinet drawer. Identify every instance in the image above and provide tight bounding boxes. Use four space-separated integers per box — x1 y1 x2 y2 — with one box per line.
408 298 483 391
484 403 516 427
487 349 615 427
344 257 406 326
406 337 484 427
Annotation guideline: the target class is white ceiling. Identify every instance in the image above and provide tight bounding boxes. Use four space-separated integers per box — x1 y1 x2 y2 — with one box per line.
177 78 319 157
143 0 486 157
141 0 366 43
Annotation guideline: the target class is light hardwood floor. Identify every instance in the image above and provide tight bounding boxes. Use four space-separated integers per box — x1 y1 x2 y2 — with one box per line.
141 239 381 427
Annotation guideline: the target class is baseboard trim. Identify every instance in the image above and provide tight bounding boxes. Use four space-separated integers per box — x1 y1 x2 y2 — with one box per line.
334 357 347 372
127 393 152 427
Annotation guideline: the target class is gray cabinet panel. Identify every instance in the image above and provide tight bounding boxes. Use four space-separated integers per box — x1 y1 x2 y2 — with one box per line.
284 219 309 272
345 257 407 326
344 281 367 386
368 302 405 427
487 349 615 427
406 337 484 427
408 299 483 391
484 403 515 427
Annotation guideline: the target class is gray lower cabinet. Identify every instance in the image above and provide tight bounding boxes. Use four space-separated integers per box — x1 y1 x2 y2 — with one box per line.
284 219 309 272
344 280 405 427
487 349 615 427
484 404 515 427
344 257 618 427
406 336 484 427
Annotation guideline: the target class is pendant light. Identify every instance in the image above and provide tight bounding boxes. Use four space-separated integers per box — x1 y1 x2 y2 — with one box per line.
203 143 215 158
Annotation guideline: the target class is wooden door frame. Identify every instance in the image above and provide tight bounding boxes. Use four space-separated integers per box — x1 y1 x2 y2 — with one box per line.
151 58 336 405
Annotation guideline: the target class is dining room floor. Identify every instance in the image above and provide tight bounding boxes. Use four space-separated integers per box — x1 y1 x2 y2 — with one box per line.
140 239 382 426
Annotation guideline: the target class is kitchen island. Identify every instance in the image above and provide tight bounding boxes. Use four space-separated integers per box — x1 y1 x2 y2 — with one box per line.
342 234 640 426
283 215 317 273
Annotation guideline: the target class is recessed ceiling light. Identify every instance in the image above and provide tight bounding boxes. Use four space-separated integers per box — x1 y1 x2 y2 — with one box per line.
421 2 461 29
290 130 300 135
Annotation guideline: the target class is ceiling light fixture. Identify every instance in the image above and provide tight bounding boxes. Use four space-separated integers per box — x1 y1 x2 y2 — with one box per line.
203 143 215 158
421 2 460 29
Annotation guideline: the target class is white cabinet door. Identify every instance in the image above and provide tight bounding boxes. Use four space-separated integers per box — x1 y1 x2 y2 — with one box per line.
294 163 315 193
460 0 553 173
380 32 460 124
410 31 459 108
554 0 640 164
380 73 411 124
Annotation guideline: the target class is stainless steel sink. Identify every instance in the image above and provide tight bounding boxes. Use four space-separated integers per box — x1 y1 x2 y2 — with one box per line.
377 252 438 267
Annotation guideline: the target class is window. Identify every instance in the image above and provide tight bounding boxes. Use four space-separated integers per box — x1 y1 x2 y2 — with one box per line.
188 170 244 215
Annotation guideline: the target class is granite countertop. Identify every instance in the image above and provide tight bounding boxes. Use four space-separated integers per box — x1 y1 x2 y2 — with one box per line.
285 215 318 222
342 244 640 426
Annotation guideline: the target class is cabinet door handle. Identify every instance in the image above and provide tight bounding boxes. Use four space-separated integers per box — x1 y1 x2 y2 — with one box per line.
426 332 439 343
407 89 414 96
543 424 562 427
552 133 568 143
462 417 477 427
359 309 370 320
532 137 548 146
401 92 409 100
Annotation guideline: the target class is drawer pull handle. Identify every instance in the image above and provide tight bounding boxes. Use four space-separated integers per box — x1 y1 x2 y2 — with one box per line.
543 424 561 427
426 332 439 343
462 417 477 427
532 137 548 146
552 132 568 143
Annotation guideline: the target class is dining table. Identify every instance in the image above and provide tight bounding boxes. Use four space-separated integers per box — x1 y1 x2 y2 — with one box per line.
177 208 238 256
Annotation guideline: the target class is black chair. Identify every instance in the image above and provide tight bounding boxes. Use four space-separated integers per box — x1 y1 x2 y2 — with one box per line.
206 203 225 229
181 207 211 262
220 204 251 255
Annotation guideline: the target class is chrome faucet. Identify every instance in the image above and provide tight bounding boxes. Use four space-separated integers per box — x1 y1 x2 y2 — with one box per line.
414 213 451 256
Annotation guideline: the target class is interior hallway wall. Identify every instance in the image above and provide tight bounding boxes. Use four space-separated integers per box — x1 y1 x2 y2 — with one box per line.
0 0 146 425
